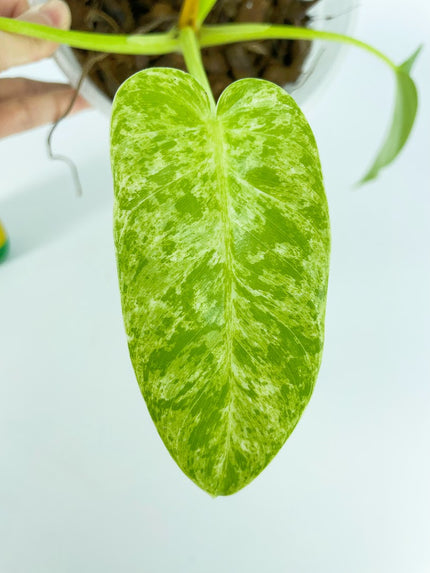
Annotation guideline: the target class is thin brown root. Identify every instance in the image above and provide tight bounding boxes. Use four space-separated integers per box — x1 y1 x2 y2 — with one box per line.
133 15 177 35
85 8 121 32
46 52 108 197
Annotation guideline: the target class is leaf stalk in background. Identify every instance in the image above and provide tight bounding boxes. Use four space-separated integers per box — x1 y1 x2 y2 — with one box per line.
0 16 179 54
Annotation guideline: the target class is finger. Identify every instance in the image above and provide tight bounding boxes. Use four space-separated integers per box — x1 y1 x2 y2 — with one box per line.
0 0 30 18
0 0 71 72
0 77 79 100
0 83 90 138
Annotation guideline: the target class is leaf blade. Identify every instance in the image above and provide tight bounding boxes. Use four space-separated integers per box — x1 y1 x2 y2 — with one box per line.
111 69 330 496
359 46 422 184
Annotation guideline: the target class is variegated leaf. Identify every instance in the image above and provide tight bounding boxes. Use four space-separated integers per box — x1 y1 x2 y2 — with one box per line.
110 68 330 496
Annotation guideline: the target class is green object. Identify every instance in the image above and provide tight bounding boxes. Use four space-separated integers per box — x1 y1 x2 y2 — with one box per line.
0 223 9 263
0 16 178 54
359 46 422 183
196 0 217 26
0 240 9 263
180 27 215 109
111 69 330 496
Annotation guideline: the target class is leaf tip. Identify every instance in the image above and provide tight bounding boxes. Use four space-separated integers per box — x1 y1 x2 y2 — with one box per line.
356 44 422 187
355 170 377 188
399 44 423 74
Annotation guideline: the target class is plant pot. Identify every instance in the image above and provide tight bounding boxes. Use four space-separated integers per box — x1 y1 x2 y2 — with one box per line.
37 0 355 114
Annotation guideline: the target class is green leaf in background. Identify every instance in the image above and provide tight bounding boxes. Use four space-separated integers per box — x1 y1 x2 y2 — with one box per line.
360 46 422 184
111 68 330 496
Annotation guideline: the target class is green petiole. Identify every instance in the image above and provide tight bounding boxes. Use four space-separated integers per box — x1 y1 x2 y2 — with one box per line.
180 27 216 111
0 17 395 69
0 16 179 55
199 24 397 70
196 0 218 28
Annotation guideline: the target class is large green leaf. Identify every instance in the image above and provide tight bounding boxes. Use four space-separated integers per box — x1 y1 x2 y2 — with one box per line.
110 68 330 496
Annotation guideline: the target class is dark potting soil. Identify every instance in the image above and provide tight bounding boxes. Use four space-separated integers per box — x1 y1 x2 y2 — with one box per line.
66 0 319 100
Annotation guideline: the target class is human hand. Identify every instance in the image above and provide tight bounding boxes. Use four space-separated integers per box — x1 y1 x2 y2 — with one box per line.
0 0 89 138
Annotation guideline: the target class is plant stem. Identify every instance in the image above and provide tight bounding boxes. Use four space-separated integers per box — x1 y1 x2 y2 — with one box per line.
199 24 397 70
180 27 216 111
0 17 398 71
196 0 218 28
179 0 200 29
0 16 178 54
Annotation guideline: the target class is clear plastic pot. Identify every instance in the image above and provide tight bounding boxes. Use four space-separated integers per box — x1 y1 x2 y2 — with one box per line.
33 0 357 115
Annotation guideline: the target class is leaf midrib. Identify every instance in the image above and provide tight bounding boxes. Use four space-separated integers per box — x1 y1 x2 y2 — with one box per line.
211 117 236 471
212 118 234 382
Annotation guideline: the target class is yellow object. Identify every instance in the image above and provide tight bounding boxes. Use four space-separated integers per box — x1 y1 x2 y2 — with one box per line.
178 0 199 29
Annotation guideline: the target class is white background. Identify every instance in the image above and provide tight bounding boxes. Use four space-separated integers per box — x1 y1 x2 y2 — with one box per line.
1 1 429 571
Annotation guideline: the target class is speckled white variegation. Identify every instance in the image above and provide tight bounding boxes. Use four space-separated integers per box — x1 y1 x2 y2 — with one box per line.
110 68 330 496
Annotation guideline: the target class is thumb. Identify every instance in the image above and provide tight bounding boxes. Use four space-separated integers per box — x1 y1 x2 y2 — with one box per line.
0 0 71 72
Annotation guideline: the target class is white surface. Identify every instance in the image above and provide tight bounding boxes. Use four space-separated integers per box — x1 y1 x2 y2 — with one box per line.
1 1 430 571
